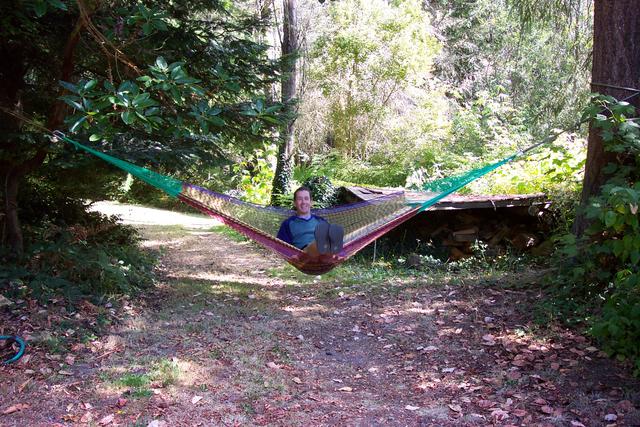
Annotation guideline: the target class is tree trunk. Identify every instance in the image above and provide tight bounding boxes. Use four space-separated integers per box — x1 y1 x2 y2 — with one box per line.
271 0 298 203
255 0 276 102
0 13 85 256
574 0 640 235
3 168 23 257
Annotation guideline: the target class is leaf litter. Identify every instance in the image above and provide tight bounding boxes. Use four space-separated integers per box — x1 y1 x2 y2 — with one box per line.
1 207 640 425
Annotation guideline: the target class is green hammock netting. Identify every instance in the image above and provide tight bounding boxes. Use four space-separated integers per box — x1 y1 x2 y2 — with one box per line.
412 154 518 211
58 133 520 274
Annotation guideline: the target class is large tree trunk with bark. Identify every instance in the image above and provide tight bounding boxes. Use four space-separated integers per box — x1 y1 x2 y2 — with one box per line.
574 0 640 235
271 0 298 203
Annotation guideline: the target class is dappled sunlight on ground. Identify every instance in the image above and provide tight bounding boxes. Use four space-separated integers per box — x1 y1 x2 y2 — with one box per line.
2 204 640 426
89 201 220 229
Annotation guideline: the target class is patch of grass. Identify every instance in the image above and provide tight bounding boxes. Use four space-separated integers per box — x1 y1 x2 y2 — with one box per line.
132 417 156 427
146 224 190 236
209 348 224 359
503 378 519 387
118 372 151 388
241 402 256 415
266 264 319 283
209 225 248 242
42 335 66 354
270 344 290 363
98 371 114 383
81 333 99 344
131 388 153 398
116 371 153 399
152 358 181 387
112 359 181 398
185 323 206 334
96 312 112 328
171 278 259 300
56 319 76 331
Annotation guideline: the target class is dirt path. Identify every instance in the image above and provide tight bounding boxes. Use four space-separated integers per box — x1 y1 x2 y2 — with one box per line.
1 204 640 426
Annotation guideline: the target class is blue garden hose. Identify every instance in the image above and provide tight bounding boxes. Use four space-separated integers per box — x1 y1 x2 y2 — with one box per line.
0 336 26 365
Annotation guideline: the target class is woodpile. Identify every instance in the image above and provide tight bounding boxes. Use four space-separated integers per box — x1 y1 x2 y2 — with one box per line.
385 207 553 261
341 186 553 261
429 216 545 260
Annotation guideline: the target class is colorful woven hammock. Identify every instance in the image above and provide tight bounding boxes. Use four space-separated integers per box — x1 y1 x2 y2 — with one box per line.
54 132 518 274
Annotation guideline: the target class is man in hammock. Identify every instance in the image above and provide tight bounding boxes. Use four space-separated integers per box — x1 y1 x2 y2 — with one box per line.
277 186 344 257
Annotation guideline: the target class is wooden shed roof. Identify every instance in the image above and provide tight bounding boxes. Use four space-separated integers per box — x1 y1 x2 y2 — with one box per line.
343 186 549 211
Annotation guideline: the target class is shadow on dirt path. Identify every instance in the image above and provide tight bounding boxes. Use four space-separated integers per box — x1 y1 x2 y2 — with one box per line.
1 203 640 426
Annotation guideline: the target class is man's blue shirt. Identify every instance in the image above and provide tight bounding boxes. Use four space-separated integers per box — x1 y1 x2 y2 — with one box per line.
277 214 326 249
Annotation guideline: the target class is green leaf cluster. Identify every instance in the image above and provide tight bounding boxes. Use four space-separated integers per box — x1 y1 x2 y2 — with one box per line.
552 96 640 373
0 212 156 303
233 143 278 205
307 0 439 157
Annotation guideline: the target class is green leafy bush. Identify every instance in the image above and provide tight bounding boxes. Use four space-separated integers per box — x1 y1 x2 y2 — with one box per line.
234 143 277 205
0 211 156 303
551 96 640 373
302 176 338 208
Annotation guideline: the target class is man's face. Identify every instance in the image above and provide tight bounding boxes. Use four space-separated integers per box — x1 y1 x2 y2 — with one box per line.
294 190 312 216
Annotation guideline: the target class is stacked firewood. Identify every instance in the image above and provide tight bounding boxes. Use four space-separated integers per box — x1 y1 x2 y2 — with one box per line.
426 214 548 260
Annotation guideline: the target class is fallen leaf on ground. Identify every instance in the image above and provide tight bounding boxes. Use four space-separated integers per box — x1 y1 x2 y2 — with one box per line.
617 400 634 411
98 414 115 425
540 405 554 414
338 386 353 392
18 379 32 393
506 371 522 380
477 400 494 409
570 421 586 427
266 361 280 369
191 396 203 405
292 377 302 384
491 409 509 420
513 409 527 417
2 404 30 415
448 404 462 412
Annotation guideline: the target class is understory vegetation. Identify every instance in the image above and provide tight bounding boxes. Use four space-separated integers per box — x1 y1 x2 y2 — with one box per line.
0 193 156 303
2 0 640 376
547 98 640 374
